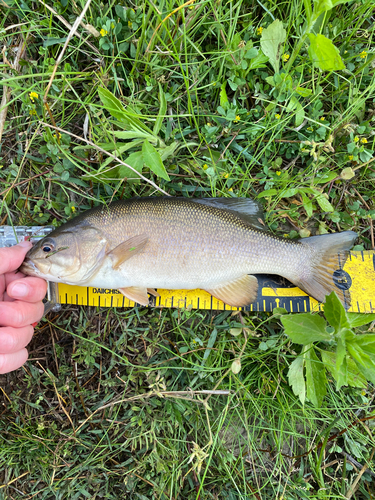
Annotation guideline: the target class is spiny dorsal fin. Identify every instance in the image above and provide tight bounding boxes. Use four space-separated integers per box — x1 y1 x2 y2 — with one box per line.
192 198 266 230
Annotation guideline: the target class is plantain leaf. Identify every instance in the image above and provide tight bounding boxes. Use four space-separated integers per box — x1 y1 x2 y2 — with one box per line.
308 34 345 71
98 87 154 134
98 87 129 122
260 19 286 73
98 140 145 170
118 151 144 182
142 140 170 181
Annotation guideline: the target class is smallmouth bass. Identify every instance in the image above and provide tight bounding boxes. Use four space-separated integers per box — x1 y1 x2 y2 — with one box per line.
21 197 357 308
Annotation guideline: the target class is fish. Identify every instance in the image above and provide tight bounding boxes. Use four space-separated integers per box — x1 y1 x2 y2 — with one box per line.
20 197 357 308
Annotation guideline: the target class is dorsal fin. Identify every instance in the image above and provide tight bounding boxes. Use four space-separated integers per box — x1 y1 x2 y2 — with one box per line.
191 198 266 230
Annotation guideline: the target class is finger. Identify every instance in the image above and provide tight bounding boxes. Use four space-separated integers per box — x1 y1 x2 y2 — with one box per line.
0 300 44 328
0 275 5 300
0 349 28 375
7 277 48 303
5 270 26 288
0 325 34 353
0 241 32 275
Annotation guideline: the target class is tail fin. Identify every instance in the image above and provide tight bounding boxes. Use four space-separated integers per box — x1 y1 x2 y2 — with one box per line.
295 231 357 309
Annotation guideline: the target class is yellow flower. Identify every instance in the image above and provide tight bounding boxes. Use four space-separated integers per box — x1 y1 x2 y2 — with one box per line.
282 54 289 62
233 115 240 123
111 22 115 29
223 173 229 179
276 171 281 176
100 28 108 37
257 27 263 35
128 21 132 28
71 206 76 213
29 109 37 116
29 91 38 102
228 188 233 192
206 122 212 127
53 132 62 139
348 155 354 160
361 138 368 144
320 116 325 121
354 136 359 142
275 114 281 119
212 82 216 86
360 50 367 59
203 163 208 169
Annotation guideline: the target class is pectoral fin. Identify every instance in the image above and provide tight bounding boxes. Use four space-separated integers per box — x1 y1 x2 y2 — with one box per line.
205 275 258 307
108 234 148 270
119 286 150 306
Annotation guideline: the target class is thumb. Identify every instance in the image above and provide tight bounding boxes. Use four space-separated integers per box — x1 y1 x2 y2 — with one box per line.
0 241 32 275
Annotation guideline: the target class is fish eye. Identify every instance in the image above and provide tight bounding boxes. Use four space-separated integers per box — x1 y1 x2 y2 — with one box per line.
41 239 55 253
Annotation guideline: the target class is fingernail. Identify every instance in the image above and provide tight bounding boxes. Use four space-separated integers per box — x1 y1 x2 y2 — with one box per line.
18 241 32 249
11 283 29 297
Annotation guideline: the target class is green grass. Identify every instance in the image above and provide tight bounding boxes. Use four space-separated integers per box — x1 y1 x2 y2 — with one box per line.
1 0 375 498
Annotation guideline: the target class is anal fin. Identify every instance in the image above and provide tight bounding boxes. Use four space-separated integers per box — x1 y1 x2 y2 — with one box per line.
205 275 258 307
119 286 150 306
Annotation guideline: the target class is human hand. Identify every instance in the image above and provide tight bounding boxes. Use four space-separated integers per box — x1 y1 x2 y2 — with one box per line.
0 241 47 374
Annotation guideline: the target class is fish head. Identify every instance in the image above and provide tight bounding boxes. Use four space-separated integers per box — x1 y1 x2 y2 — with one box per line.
21 225 108 284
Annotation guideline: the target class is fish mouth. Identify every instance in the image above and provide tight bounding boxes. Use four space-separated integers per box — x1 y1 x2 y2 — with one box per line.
20 259 41 277
20 258 53 279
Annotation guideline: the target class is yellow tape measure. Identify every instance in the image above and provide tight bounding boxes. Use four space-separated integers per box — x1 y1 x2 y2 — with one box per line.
48 250 375 313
